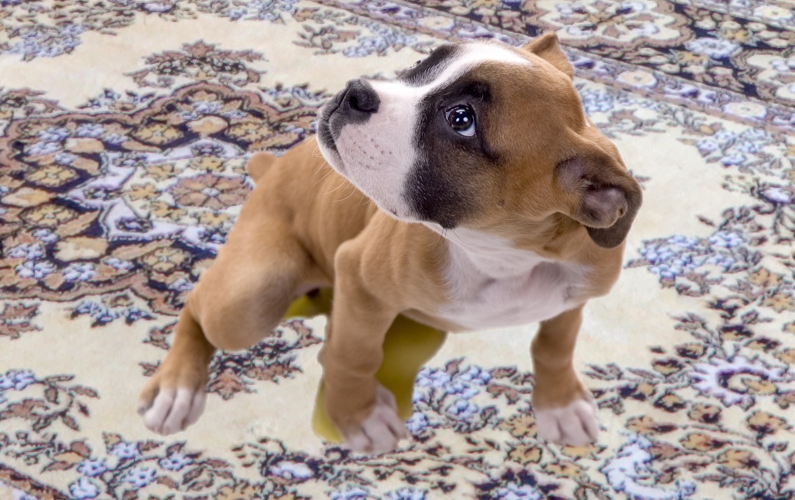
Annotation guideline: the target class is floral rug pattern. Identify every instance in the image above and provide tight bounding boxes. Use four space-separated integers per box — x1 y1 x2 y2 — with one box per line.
1 0 794 499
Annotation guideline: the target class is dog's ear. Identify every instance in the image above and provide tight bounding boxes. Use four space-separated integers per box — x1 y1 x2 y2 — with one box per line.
521 32 574 79
554 142 642 248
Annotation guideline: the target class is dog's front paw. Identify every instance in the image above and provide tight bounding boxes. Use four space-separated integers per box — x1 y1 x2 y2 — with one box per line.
342 384 408 454
137 364 208 436
535 393 599 446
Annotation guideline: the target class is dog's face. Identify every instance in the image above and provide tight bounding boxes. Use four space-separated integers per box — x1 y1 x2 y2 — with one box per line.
317 34 641 248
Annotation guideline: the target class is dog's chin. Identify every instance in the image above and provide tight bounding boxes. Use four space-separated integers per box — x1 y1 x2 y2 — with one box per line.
316 126 346 176
318 142 345 175
316 144 417 224
316 119 427 225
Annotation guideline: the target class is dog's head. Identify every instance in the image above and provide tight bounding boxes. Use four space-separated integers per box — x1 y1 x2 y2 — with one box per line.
317 34 641 249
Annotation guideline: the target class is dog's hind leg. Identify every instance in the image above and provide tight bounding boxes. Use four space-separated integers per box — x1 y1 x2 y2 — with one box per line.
137 188 324 435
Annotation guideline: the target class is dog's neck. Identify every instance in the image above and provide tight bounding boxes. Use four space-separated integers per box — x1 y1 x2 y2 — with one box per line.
423 222 556 279
424 213 586 265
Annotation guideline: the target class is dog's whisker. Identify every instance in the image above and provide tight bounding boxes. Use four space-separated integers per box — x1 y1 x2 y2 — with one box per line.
370 210 389 231
312 168 334 186
333 184 358 203
324 180 348 195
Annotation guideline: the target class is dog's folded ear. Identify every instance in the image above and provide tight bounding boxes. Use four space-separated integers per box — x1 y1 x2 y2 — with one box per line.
554 141 643 248
521 32 574 79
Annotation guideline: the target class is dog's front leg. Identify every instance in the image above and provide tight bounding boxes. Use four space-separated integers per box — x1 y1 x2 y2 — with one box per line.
321 242 408 454
531 304 600 446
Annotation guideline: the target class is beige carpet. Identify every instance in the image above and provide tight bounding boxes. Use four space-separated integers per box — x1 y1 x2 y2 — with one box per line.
1 0 795 498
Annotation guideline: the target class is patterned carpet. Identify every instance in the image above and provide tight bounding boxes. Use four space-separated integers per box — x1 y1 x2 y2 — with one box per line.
1 0 794 499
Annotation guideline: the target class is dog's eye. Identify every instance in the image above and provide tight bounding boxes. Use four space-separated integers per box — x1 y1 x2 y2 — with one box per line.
446 105 476 137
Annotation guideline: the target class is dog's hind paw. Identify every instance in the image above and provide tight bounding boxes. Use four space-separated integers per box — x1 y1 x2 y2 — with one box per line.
343 384 408 454
535 394 599 446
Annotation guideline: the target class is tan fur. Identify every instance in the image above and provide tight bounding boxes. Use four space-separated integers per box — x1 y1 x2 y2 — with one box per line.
138 34 641 450
246 151 278 182
531 304 586 408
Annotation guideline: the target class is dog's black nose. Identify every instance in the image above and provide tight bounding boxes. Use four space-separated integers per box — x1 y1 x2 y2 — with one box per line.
339 79 379 117
322 79 380 142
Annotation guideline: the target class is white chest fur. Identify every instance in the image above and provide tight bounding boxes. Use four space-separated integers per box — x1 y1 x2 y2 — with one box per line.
432 227 585 330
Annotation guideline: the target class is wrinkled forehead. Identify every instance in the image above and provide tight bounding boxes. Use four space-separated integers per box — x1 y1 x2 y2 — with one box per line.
389 42 533 94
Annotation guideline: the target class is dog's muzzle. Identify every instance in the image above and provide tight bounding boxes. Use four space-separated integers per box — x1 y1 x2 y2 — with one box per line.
318 79 380 151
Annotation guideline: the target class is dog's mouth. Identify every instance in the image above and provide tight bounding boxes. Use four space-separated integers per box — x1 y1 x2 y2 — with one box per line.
317 85 350 146
316 93 345 154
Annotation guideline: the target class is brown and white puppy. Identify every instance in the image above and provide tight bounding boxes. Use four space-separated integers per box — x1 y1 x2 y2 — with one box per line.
137 33 642 453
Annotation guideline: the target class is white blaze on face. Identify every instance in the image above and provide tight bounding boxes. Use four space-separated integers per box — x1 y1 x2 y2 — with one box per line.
326 42 532 220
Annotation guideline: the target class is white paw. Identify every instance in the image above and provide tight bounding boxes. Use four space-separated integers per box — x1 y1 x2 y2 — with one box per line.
137 388 206 436
344 384 408 454
535 395 599 446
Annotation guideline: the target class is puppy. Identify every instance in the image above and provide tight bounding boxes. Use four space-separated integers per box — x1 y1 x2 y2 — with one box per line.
137 33 642 453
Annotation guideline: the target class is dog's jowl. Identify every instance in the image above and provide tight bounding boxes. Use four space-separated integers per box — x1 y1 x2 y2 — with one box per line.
138 33 642 454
